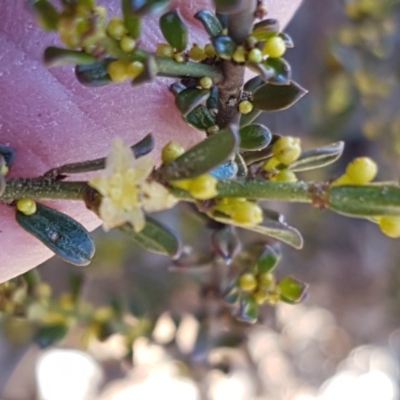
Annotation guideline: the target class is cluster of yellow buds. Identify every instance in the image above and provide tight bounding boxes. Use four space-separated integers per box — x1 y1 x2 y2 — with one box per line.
215 198 263 225
106 60 144 83
106 17 137 52
238 271 280 305
187 43 216 61
156 43 187 63
263 136 302 182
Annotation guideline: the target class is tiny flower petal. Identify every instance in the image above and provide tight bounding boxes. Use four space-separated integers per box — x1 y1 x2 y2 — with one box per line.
142 182 178 212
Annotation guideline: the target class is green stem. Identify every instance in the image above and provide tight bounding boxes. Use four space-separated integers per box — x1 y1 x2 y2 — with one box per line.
1 179 89 201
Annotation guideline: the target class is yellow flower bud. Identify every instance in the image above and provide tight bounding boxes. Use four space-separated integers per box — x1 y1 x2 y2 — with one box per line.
162 141 185 163
247 48 263 63
106 17 126 39
272 136 301 165
107 60 129 82
204 43 216 57
258 272 274 288
263 156 280 172
332 173 354 186
239 273 258 292
188 174 218 200
238 100 254 114
126 61 144 79
199 76 213 89
188 44 206 61
16 198 37 215
377 216 400 238
262 36 286 58
232 45 247 63
156 43 174 58
120 35 136 52
231 201 263 225
270 169 298 182
252 289 269 305
345 157 378 184
174 53 185 63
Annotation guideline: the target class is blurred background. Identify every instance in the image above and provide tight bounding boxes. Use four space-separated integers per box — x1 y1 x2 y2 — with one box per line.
1 0 400 398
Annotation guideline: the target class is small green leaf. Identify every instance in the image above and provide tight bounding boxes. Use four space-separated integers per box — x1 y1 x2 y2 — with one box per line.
119 216 181 258
278 276 308 304
131 55 158 86
252 81 307 112
175 88 210 117
223 280 241 304
234 153 248 177
0 144 16 168
210 160 238 179
240 109 262 127
185 105 216 130
255 245 281 273
170 82 187 96
123 0 171 17
243 75 264 92
160 125 239 181
211 209 303 249
264 57 291 85
239 124 272 151
211 226 241 263
75 59 112 87
214 0 242 13
194 9 223 37
241 146 273 165
207 86 219 111
238 295 258 323
251 19 280 41
16 203 95 266
29 0 60 31
159 10 188 51
35 324 68 348
121 0 141 38
328 185 400 217
211 35 236 59
131 133 155 158
43 47 96 68
246 62 275 82
279 32 294 48
289 141 344 172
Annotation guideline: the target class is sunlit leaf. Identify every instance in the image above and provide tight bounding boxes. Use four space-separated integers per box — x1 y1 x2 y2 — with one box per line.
278 276 308 304
16 203 95 266
175 88 210 117
289 141 344 172
255 245 281 273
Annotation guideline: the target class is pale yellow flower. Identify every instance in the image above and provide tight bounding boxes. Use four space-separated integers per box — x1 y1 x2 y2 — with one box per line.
89 138 177 231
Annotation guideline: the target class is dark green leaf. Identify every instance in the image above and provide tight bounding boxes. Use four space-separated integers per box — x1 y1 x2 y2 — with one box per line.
123 0 170 17
131 133 155 158
206 85 219 111
159 10 188 51
234 153 248 177
264 57 291 85
240 109 262 127
131 55 158 86
210 160 238 179
43 47 96 68
170 82 187 96
211 226 241 263
239 124 272 151
175 88 210 117
243 75 264 92
185 105 216 130
252 81 307 112
241 146 273 165
223 279 240 304
214 0 242 13
238 295 258 323
119 216 181 258
251 19 280 41
0 144 16 168
121 0 142 38
255 245 281 273
328 185 400 217
16 203 95 266
194 9 223 37
246 61 275 82
35 324 68 348
29 0 59 31
160 125 239 180
279 32 294 48
278 276 308 304
289 141 344 172
75 59 112 87
211 35 236 60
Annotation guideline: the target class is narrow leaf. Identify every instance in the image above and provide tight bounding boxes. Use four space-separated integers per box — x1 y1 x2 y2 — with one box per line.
131 133 155 157
160 126 239 181
243 75 264 92
223 280 240 304
251 19 280 41
119 216 181 258
185 105 216 130
175 88 210 117
44 47 96 68
328 185 400 217
255 245 281 273
122 0 142 38
123 0 171 17
279 32 294 48
238 295 258 323
194 9 223 37
159 10 188 51
75 59 112 87
16 203 95 266
289 141 344 172
240 109 262 127
278 276 308 304
29 0 60 31
252 81 307 112
234 153 248 177
211 35 236 59
239 124 272 151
